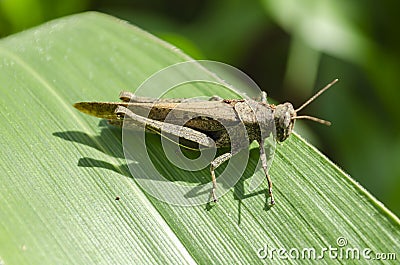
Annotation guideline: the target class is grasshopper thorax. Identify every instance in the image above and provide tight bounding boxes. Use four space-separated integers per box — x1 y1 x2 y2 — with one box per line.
274 102 296 142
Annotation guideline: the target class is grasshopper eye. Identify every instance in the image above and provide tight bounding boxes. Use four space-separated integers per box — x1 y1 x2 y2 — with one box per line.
283 110 292 128
274 103 295 142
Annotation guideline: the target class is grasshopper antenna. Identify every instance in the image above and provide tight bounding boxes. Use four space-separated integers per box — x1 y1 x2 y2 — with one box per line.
293 115 331 126
292 78 338 126
295 79 338 113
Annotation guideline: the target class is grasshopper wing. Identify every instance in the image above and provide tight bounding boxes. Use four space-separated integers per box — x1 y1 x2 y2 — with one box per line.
73 102 128 120
129 100 242 132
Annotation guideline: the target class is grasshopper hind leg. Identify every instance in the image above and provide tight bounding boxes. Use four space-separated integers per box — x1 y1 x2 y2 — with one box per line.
210 153 232 202
119 92 185 103
119 91 224 103
119 92 168 103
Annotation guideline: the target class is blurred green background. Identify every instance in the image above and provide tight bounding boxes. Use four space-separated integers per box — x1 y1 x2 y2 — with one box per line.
1 0 399 216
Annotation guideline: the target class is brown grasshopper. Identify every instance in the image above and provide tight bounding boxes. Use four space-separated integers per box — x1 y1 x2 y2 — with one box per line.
74 79 338 205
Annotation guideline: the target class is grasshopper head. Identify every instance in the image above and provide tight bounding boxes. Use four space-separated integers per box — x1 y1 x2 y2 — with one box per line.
274 103 296 142
273 79 338 142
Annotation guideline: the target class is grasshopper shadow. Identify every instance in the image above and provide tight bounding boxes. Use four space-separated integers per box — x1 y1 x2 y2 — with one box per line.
54 121 272 213
53 120 124 158
53 121 211 184
53 120 129 177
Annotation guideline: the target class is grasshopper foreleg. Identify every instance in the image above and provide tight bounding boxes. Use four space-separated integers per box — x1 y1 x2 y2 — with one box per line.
259 138 275 205
210 153 232 202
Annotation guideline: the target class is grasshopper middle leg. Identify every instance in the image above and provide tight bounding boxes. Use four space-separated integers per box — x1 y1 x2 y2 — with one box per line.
259 138 275 205
210 152 232 202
